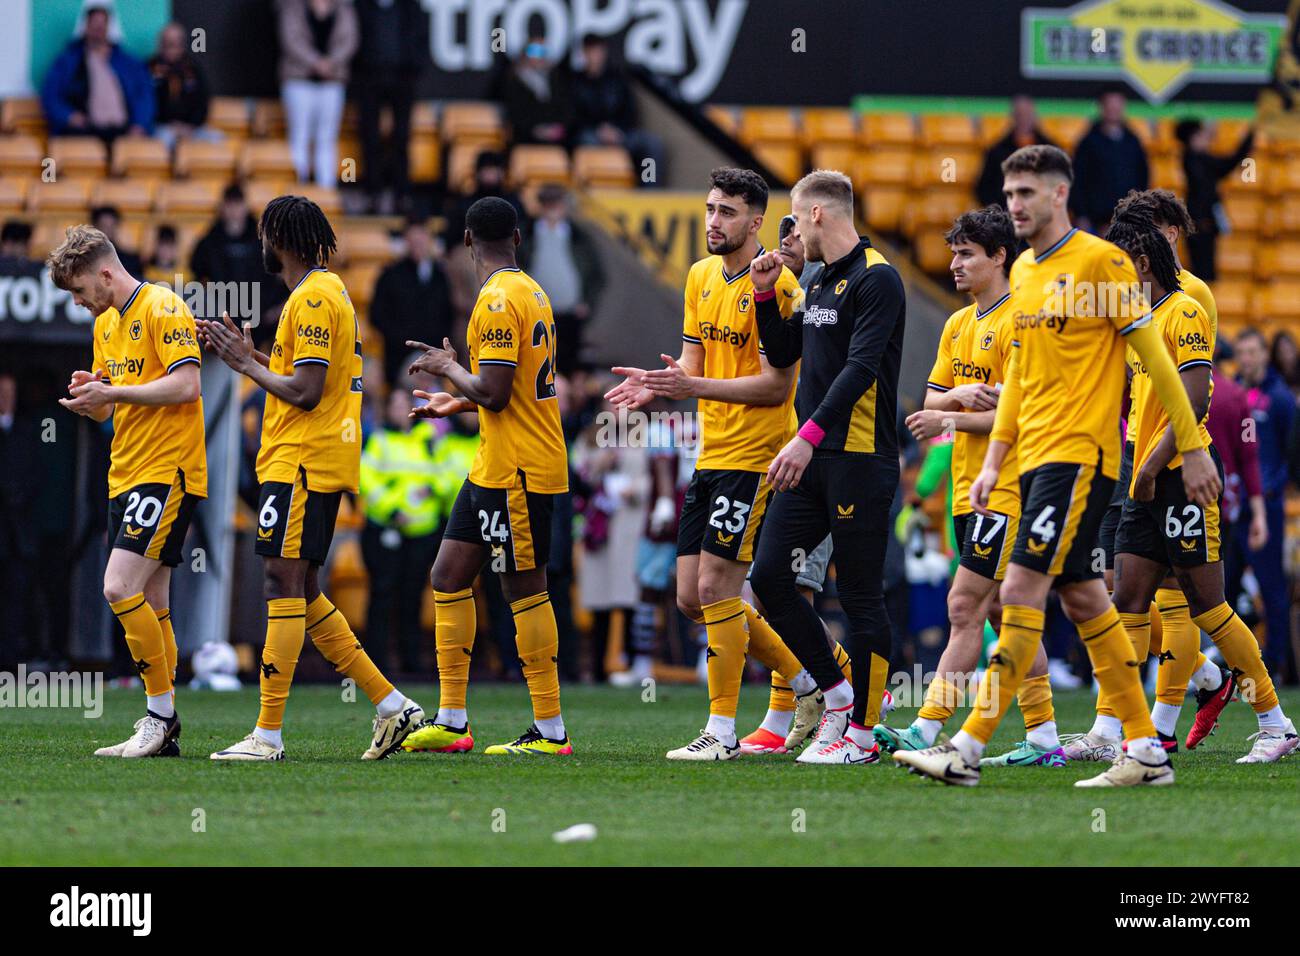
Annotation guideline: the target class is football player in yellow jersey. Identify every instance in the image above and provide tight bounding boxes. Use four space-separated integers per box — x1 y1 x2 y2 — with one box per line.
894 145 1220 788
1105 209 1295 763
1073 188 1235 759
49 225 205 758
605 168 827 762
199 196 424 761
876 207 1065 767
398 196 573 756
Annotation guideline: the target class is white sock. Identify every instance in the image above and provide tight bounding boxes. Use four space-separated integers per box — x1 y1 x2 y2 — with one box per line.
1151 702 1182 737
1128 736 1165 763
789 669 817 696
950 729 985 765
254 726 282 747
436 707 467 729
147 692 175 720
1191 658 1222 691
913 717 943 746
704 714 736 744
845 722 874 748
1091 714 1123 740
535 715 566 740
1257 705 1286 732
823 679 853 711
760 708 794 737
630 654 653 678
1025 719 1059 750
377 689 405 717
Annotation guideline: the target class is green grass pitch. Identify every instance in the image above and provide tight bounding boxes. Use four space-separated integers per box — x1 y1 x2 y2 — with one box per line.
1 683 1295 866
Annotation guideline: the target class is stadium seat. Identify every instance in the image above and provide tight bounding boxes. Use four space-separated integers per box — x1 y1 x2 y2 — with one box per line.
296 184 342 216
975 115 1010 147
737 107 800 148
1215 234 1255 279
1254 281 1300 321
1268 193 1300 239
901 189 968 239
0 96 45 136
154 180 223 215
0 134 44 178
1254 239 1300 280
910 147 981 189
1266 157 1300 196
239 140 296 181
862 185 908 234
207 97 250 139
573 146 635 188
411 101 439 136
408 137 442 183
860 113 915 147
751 142 804 184
1221 193 1261 235
440 101 505 147
342 262 383 309
174 139 239 181
1212 118 1252 154
251 99 287 138
1147 119 1178 158
241 180 291 215
26 178 92 214
49 136 108 179
91 178 157 215
0 177 27 213
337 226 394 266
1150 154 1186 193
918 114 976 149
858 147 914 186
800 108 857 147
507 145 570 189
110 136 170 178
1040 116 1088 149
913 230 955 273
809 143 860 180
704 104 739 137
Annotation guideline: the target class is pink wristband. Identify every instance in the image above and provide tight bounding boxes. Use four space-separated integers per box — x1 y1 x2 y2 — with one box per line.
798 420 825 447
754 288 776 302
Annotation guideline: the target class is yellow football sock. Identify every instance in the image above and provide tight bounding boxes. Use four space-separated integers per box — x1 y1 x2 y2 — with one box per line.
1194 603 1279 714
434 588 476 712
1081 606 1156 740
859 652 890 726
918 676 960 723
1097 610 1151 718
1149 601 1164 657
962 604 1042 743
769 671 795 713
742 602 803 682
256 597 306 731
511 591 562 722
307 593 394 705
1018 674 1055 730
833 640 853 685
111 593 172 698
702 597 749 719
156 608 177 683
1154 588 1200 706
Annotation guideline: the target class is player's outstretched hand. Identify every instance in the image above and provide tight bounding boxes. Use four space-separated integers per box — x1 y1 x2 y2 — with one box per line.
1179 448 1221 507
750 250 783 292
767 435 813 491
406 338 457 376
606 366 654 409
409 390 466 419
643 354 695 400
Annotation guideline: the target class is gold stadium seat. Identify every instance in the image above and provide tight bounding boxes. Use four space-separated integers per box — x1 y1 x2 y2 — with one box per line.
910 148 981 189
704 105 738 137
801 108 857 148
91 178 157 214
858 147 914 186
0 134 44 178
154 180 222 215
1212 119 1252 154
1150 154 1186 193
49 136 108 179
1267 157 1300 196
1254 281 1300 321
440 101 505 147
1269 193 1300 239
902 190 968 240
507 145 569 189
409 137 442 183
240 140 296 181
862 185 908 235
1212 279 1251 321
174 139 239 181
1222 193 1261 235
337 226 394 266
412 101 439 136
241 180 291 216
918 114 976 149
445 142 485 193
26 178 92 214
752 142 804 184
738 107 800 148
0 178 27 213
1215 234 1255 279
809 144 859 180
207 97 250 139
251 99 287 138
913 231 955 273
976 115 1010 147
573 146 634 188
860 114 915 147
1 97 45 136
296 184 342 216
1040 116 1089 150
1255 239 1300 280
342 262 383 309
110 136 169 178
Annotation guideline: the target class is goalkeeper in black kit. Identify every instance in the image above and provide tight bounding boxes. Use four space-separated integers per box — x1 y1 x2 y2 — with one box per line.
749 169 906 765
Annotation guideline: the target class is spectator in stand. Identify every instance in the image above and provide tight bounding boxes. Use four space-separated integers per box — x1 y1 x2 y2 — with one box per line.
353 0 428 215
0 221 33 264
191 184 285 326
443 150 527 245
0 372 38 670
517 184 605 375
500 33 572 147
90 205 143 279
276 0 358 188
1234 328 1297 680
370 216 454 387
144 223 180 284
1070 89 1148 235
1272 330 1300 395
571 33 665 187
41 1 153 141
976 96 1057 208
1209 343 1268 618
148 21 214 150
1175 118 1255 281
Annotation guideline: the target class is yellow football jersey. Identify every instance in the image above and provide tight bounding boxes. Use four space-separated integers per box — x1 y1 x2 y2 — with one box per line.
1128 290 1215 488
257 268 363 493
92 281 207 499
466 267 568 494
683 254 802 472
1178 268 1217 341
997 228 1150 479
927 293 1020 517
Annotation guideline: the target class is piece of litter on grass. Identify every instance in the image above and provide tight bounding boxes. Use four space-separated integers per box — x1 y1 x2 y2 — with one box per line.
553 823 597 843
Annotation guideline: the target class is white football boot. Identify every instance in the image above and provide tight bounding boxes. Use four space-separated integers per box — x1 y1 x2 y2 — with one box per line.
893 741 981 786
1060 731 1121 762
796 735 881 765
666 730 741 761
362 698 425 760
794 707 850 764
1075 751 1174 787
1236 720 1299 764
211 733 286 761
784 689 826 751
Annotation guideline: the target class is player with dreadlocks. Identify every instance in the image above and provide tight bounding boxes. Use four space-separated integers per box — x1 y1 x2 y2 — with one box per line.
200 195 426 761
1074 205 1297 764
